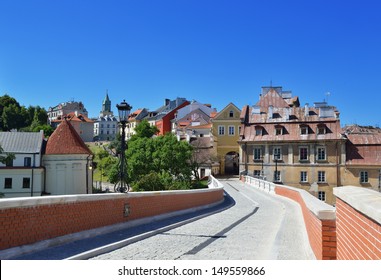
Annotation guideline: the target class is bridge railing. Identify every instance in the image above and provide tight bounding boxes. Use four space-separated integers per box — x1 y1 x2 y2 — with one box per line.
242 175 336 260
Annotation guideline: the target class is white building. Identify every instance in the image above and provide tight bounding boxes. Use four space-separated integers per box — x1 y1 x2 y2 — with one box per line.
94 93 118 141
0 131 45 198
43 119 93 195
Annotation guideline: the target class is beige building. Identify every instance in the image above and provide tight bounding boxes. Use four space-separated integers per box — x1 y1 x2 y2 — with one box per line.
211 103 241 175
239 86 345 205
342 125 381 191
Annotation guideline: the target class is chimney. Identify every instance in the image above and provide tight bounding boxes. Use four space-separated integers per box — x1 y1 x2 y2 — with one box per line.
165 99 170 106
304 104 309 117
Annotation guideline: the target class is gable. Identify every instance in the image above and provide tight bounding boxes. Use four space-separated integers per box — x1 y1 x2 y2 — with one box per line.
255 88 290 109
214 103 241 120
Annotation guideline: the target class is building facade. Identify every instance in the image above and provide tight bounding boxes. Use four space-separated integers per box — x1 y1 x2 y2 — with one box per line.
0 131 45 198
47 101 88 124
239 86 345 205
342 124 381 191
125 108 149 139
211 103 241 175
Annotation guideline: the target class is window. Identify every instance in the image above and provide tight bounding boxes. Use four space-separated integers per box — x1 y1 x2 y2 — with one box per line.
273 147 282 160
255 127 262 136
360 171 369 183
318 191 326 201
299 147 309 161
23 178 31 189
254 147 262 161
300 126 309 135
318 171 326 183
317 126 326 135
317 147 326 161
300 171 308 183
4 178 12 189
229 110 234 118
274 171 281 182
253 170 261 177
24 157 32 167
275 127 283 135
218 126 225 135
228 126 235 135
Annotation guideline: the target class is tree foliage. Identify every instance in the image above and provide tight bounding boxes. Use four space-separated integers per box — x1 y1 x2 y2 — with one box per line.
0 94 49 133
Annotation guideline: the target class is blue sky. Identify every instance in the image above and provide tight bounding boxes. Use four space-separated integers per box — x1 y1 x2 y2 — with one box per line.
1 0 380 127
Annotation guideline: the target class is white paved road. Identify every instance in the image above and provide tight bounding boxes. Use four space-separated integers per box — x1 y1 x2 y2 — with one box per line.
90 178 315 260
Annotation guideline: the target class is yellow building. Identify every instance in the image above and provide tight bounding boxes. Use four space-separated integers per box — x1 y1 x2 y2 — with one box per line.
211 103 241 175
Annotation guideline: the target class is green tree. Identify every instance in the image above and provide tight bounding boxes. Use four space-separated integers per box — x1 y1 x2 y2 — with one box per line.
132 120 159 139
1 103 28 131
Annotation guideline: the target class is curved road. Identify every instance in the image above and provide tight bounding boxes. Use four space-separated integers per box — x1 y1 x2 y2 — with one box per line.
90 178 315 260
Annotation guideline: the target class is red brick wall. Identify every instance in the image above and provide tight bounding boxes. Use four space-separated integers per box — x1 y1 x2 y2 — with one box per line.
275 186 337 260
0 189 224 251
336 198 381 260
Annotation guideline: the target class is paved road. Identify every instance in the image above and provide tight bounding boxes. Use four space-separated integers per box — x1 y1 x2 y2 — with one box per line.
90 178 315 260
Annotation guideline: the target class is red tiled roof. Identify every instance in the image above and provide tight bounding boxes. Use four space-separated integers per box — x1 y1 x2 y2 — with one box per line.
46 119 92 155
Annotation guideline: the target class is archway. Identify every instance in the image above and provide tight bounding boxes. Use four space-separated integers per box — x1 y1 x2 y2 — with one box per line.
225 151 239 175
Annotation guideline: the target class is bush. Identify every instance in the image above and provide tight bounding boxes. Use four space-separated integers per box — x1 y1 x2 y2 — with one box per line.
132 172 164 192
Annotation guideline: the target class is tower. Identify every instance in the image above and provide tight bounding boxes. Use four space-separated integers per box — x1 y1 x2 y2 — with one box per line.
100 90 113 117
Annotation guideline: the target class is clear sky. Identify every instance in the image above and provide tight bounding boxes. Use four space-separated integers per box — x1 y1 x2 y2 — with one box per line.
1 0 380 127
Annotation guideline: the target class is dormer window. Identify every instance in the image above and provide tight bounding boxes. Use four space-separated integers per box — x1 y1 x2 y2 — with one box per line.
255 127 263 136
317 124 326 135
300 124 309 135
275 125 284 135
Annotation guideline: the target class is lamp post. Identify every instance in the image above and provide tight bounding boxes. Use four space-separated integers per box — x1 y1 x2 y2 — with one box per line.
115 100 132 193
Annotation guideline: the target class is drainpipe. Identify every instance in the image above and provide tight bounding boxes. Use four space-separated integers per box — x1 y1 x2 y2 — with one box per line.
86 154 92 194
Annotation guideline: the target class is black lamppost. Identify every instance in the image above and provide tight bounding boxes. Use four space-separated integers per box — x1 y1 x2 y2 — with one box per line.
115 100 132 193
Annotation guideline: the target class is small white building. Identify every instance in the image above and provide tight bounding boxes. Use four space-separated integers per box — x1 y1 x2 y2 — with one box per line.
43 119 93 195
0 131 45 198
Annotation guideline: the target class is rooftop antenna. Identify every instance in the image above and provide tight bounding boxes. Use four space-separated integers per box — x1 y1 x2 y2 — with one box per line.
325 91 331 103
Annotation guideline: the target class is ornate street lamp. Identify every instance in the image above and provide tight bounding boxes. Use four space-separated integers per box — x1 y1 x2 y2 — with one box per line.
115 100 132 193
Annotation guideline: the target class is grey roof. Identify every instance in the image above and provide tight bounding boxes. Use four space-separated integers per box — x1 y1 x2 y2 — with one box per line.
0 131 44 153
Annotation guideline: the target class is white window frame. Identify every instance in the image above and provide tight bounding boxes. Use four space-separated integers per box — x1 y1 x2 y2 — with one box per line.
253 147 262 161
360 171 369 184
300 171 308 183
218 125 225 135
275 127 283 135
317 146 327 161
318 191 326 201
317 126 326 135
318 171 326 183
299 146 309 161
273 147 282 161
228 125 235 136
300 126 308 135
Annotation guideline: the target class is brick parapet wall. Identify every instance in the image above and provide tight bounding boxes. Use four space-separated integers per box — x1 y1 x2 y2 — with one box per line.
274 185 337 260
0 188 224 251
334 187 381 260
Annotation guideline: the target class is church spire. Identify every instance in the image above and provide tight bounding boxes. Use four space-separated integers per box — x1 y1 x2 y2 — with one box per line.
100 90 113 117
